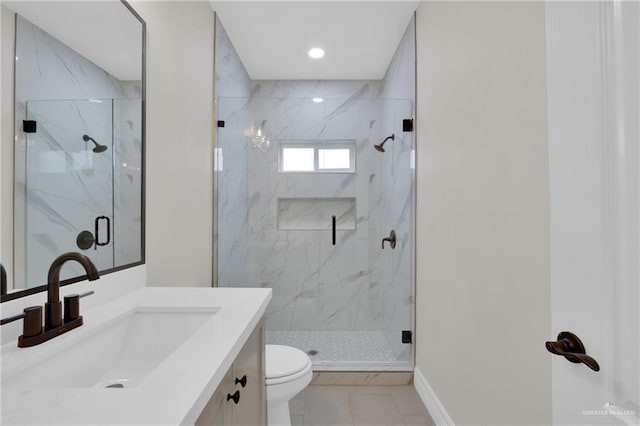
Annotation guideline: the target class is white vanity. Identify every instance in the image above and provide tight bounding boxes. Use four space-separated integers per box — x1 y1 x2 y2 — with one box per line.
1 287 271 425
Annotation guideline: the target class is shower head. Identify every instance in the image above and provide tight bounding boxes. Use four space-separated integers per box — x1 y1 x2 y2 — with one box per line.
374 134 395 153
83 134 108 153
92 144 108 153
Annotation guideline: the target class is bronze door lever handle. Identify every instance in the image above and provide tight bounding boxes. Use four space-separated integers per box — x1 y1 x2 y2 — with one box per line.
545 331 600 372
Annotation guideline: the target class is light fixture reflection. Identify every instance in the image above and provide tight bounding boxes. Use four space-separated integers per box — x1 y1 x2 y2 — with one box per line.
312 97 324 103
308 48 325 59
246 120 270 150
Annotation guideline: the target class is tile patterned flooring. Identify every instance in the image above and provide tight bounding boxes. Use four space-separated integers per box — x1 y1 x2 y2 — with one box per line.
289 385 435 426
266 330 408 366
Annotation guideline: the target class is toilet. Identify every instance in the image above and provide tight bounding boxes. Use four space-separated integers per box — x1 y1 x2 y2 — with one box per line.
265 344 313 426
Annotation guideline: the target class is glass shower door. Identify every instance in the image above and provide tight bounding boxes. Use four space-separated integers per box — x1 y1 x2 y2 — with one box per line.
309 97 414 369
376 98 414 367
24 99 114 287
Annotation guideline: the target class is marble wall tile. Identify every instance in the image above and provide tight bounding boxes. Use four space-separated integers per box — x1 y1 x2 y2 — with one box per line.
214 16 252 286
251 80 382 100
23 99 114 285
245 88 384 331
215 97 250 285
113 95 143 267
215 16 251 99
14 16 124 103
277 198 356 230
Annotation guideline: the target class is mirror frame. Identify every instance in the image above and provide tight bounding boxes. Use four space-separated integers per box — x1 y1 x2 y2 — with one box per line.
1 0 146 303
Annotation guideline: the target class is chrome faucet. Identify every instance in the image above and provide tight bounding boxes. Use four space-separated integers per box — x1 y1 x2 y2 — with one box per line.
0 252 99 347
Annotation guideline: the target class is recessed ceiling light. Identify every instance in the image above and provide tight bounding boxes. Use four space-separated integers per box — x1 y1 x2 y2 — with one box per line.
308 48 325 59
312 97 324 103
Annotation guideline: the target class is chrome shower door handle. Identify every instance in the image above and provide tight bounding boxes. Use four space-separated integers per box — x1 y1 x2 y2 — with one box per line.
382 230 396 249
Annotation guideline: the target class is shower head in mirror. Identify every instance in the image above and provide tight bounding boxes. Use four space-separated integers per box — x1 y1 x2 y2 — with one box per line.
83 134 108 153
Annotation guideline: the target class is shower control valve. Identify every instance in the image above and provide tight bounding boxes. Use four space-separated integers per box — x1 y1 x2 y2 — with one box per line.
382 230 396 249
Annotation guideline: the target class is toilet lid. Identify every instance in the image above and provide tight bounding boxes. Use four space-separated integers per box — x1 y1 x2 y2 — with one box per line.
265 345 312 379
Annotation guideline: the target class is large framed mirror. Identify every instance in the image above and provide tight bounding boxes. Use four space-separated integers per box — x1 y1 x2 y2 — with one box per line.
1 1 145 302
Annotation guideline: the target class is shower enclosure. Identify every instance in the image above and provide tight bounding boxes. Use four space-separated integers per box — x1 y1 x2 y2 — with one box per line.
15 98 142 288
214 89 415 370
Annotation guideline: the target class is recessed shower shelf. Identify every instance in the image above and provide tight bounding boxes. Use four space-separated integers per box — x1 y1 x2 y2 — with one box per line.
277 197 356 230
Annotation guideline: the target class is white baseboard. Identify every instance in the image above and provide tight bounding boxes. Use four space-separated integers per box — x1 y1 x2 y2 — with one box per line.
413 367 455 426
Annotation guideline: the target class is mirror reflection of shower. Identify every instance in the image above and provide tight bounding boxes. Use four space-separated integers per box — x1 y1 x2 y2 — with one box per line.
247 119 270 150
374 134 394 152
83 134 108 153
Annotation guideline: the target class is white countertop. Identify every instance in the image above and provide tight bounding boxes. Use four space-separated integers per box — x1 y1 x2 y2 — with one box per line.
1 287 272 425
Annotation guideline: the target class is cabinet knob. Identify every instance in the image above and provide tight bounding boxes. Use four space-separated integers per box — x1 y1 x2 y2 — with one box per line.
227 390 240 404
235 375 247 388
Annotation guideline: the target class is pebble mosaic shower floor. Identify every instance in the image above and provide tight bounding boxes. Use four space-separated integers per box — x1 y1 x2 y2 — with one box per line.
265 330 409 369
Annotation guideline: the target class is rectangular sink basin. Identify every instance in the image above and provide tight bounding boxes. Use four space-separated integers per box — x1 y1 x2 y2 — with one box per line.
2 307 218 389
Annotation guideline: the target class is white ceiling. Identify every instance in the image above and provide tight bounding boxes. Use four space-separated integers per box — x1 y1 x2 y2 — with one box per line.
211 1 419 80
4 1 142 81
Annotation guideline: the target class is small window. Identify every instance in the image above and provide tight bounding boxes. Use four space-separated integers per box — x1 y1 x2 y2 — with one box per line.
279 140 355 173
319 148 351 170
282 147 315 172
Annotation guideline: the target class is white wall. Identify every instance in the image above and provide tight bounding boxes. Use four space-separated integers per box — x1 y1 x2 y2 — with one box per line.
130 1 214 286
415 2 551 424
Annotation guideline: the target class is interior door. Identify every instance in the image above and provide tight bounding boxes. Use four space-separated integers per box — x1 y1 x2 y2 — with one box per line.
25 99 114 286
546 2 639 424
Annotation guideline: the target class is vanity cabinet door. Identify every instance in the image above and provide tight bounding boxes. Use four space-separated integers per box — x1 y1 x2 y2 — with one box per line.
230 319 266 426
195 316 265 426
196 368 233 426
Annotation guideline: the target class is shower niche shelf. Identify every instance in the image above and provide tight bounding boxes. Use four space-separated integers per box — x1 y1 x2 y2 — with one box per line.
277 198 356 231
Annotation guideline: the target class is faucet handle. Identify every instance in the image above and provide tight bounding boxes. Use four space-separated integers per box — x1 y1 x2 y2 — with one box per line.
1 306 43 338
64 291 94 323
1 312 27 325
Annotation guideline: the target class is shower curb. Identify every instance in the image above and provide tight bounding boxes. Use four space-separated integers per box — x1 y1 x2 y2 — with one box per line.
310 371 412 386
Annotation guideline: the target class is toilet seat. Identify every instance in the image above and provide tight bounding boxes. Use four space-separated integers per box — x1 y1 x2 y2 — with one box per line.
265 345 312 386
